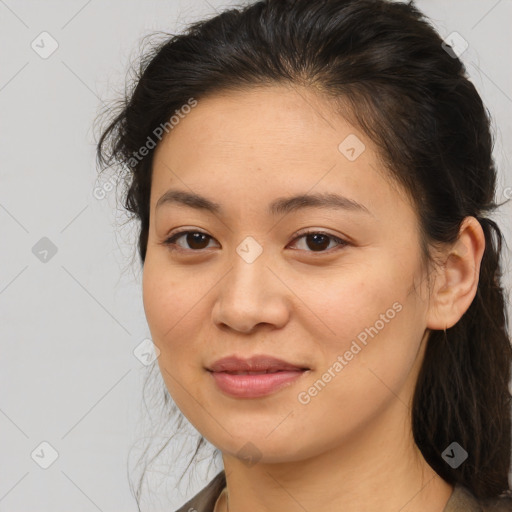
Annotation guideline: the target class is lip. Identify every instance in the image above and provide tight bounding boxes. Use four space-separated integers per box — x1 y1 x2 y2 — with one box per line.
207 355 310 373
206 355 311 398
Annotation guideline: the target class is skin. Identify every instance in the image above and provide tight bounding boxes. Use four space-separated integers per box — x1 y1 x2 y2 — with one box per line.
142 84 485 512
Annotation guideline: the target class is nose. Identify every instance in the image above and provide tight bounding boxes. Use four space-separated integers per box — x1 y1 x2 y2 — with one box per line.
211 247 290 334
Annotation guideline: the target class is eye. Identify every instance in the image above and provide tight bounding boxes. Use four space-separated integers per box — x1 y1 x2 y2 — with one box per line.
160 230 217 252
159 229 350 254
288 230 349 253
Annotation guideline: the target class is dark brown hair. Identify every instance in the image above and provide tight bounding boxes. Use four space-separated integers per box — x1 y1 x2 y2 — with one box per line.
96 0 512 505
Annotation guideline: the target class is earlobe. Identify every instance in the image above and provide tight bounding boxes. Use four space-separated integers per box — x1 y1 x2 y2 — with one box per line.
426 216 486 330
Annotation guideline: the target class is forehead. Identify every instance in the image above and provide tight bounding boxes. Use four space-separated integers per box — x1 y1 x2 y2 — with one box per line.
155 85 353 157
150 85 412 218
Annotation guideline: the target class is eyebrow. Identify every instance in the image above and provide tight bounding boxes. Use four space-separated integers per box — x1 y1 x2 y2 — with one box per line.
155 189 371 216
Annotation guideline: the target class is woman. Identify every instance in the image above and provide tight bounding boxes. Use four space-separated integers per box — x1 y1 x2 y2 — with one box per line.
96 0 512 511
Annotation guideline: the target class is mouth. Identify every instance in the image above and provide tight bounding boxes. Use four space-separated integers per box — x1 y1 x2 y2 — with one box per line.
216 369 304 375
206 355 311 398
208 369 309 398
206 354 311 373
207 356 311 399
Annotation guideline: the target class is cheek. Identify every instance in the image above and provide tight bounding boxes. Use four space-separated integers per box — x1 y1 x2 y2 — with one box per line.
296 259 425 386
142 256 212 388
142 264 172 343
287 271 424 447
142 264 202 419
291 266 401 345
142 258 194 358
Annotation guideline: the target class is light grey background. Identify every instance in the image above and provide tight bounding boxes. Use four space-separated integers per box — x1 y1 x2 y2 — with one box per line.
1 1 511 511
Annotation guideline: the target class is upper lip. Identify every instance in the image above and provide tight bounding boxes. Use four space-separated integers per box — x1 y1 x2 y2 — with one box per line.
207 355 310 373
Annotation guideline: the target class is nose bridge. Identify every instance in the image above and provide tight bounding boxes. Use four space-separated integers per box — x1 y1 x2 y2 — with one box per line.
228 241 269 298
212 236 288 332
225 235 271 305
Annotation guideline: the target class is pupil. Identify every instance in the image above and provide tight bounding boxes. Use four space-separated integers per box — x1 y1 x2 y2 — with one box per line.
307 234 329 251
188 233 208 249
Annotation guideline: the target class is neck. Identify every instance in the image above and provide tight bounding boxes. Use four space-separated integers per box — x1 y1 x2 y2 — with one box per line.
220 399 454 512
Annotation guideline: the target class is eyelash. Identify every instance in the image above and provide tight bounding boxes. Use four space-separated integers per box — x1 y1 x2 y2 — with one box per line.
160 229 349 254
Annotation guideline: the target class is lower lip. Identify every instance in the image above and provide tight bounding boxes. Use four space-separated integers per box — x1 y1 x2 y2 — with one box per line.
209 370 308 398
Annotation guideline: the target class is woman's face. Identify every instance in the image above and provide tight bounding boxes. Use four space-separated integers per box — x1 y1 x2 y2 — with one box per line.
143 85 433 463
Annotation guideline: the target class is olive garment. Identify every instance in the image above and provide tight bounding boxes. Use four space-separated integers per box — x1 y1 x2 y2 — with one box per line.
174 470 512 512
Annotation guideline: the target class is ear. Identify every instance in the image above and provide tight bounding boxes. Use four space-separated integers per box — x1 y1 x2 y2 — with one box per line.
426 216 486 330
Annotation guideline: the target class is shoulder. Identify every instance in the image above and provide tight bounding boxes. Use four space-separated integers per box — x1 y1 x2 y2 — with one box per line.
447 484 512 512
174 470 226 512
